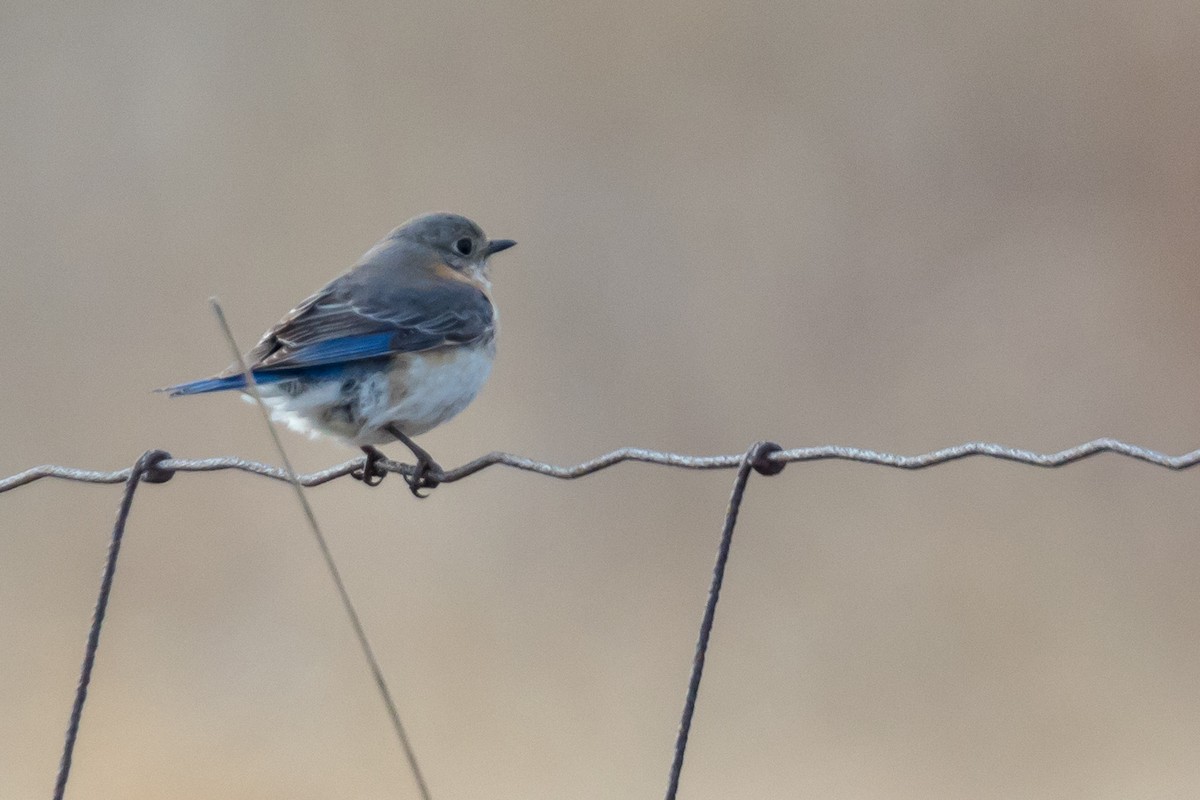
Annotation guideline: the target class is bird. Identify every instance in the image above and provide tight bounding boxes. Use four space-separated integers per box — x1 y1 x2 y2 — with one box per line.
161 212 516 496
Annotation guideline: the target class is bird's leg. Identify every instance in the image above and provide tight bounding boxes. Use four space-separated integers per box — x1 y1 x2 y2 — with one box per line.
351 445 388 487
383 423 442 498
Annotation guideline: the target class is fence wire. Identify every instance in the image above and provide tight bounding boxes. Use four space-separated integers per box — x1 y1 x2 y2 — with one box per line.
4 435 1197 800
4 437 1199 496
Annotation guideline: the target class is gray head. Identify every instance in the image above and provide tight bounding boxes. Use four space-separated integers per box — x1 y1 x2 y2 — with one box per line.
392 212 516 277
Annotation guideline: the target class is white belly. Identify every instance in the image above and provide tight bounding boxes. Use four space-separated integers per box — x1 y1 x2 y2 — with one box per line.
368 345 494 440
256 344 495 446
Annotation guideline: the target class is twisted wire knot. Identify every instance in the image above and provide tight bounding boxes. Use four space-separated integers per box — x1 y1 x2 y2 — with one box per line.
137 449 175 484
746 441 785 476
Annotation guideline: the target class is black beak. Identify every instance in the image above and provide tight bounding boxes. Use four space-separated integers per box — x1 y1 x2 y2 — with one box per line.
485 238 517 255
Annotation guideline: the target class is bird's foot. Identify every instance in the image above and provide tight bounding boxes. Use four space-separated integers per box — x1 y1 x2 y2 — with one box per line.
381 423 443 499
404 454 442 498
351 446 388 487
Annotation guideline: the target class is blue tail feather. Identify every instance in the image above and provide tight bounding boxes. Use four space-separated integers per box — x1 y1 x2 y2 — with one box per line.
160 362 352 397
160 371 289 396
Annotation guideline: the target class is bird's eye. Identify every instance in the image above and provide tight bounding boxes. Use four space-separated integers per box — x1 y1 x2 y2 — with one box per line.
454 238 473 256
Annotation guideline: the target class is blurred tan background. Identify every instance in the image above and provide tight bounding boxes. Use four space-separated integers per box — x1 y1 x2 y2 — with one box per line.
3 1 1200 798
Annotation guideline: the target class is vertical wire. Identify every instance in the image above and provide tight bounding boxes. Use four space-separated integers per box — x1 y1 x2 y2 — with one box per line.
664 442 780 800
53 449 170 800
210 299 432 800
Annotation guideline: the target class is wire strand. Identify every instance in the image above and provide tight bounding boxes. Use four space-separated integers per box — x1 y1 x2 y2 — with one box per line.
52 449 170 800
210 299 432 800
664 442 780 800
4 438 1199 495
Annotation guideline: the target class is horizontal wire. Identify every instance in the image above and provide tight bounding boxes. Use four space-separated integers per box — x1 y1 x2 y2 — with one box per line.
2 438 1198 495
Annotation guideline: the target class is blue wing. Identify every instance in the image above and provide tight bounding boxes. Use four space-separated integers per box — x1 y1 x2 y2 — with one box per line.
163 239 495 396
252 331 399 368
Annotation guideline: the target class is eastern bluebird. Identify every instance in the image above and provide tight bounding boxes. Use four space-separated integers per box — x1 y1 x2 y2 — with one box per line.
162 212 516 496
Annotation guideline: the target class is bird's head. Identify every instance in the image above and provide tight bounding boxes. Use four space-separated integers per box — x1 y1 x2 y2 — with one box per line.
394 212 516 286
